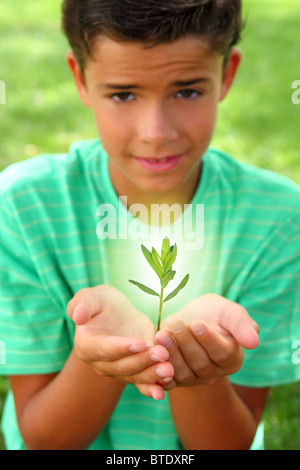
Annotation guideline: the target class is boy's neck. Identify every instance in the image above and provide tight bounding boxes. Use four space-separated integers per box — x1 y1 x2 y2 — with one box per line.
109 161 202 226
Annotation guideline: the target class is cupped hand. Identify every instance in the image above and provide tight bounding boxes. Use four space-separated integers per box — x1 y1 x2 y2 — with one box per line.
155 293 259 387
67 284 174 400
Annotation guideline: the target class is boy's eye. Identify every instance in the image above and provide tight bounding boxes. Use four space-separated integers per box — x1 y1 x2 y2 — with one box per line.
111 92 135 102
176 89 201 99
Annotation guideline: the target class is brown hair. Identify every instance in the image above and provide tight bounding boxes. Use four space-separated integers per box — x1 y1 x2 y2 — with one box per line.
61 0 244 71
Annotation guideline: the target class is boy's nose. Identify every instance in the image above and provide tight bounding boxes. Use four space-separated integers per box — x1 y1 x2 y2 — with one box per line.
137 102 178 148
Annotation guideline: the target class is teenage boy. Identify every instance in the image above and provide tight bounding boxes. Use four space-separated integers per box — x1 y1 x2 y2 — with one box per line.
0 0 299 450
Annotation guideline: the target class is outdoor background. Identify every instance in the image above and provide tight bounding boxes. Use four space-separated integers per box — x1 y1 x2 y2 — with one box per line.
0 0 299 450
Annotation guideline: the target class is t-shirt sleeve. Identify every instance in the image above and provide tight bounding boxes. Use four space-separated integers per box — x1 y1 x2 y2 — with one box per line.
230 208 300 387
0 187 72 376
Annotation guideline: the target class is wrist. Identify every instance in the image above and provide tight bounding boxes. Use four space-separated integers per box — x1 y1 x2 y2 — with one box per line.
168 375 229 397
168 377 257 450
70 348 126 393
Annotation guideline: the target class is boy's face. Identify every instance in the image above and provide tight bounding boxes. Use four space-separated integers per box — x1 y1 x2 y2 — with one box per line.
67 36 241 208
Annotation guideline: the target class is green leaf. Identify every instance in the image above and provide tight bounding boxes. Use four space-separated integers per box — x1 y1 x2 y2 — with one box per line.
164 243 177 274
162 250 172 271
163 274 189 302
129 280 160 297
161 270 176 289
162 236 170 254
151 247 164 275
161 237 170 262
152 246 162 262
141 244 163 279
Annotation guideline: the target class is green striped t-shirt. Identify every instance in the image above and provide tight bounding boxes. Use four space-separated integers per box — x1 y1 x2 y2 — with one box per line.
1 138 300 450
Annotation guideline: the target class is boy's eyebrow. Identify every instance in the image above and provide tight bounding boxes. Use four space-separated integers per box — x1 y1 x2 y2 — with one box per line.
98 83 139 90
97 78 210 90
174 78 211 87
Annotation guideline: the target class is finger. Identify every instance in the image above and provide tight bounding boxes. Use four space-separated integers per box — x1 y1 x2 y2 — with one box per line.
92 343 174 381
231 314 259 350
190 319 243 373
138 378 176 398
214 296 260 350
165 317 210 376
113 351 174 382
158 377 177 392
116 361 175 386
75 328 148 362
175 294 260 351
136 383 166 401
67 285 117 325
71 302 91 325
107 342 174 384
155 328 195 384
67 288 99 325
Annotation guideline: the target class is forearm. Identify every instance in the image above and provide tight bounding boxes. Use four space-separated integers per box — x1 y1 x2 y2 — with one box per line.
168 377 258 450
18 349 125 450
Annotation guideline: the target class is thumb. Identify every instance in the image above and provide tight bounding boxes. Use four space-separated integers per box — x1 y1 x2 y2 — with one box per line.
231 316 259 350
221 299 260 350
67 287 103 325
67 299 91 325
70 302 91 325
175 294 260 351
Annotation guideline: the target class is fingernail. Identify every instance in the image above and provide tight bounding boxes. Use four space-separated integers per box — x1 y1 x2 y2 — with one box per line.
150 354 164 362
73 303 82 317
158 336 172 349
152 389 164 401
161 377 173 383
72 303 87 324
129 344 145 353
167 319 183 334
156 366 167 378
191 321 205 336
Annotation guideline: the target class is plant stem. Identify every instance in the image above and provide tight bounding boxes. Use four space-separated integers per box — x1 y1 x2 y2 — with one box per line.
156 285 164 332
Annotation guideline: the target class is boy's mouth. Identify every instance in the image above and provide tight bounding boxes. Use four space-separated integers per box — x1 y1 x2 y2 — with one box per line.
133 155 183 172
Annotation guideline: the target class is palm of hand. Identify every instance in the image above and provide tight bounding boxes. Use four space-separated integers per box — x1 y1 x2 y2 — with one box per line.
77 285 156 346
173 294 232 336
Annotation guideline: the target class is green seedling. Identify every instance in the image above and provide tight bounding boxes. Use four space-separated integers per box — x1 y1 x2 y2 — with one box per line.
129 236 189 331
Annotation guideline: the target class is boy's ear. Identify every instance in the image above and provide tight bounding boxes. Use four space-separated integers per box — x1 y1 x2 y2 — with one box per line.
66 51 91 108
219 47 242 102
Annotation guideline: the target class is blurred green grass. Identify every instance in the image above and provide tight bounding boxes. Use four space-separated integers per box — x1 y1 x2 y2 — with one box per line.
213 0 300 184
0 0 300 450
